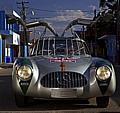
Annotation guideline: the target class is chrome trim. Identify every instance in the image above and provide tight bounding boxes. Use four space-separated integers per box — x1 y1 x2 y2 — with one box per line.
41 72 87 88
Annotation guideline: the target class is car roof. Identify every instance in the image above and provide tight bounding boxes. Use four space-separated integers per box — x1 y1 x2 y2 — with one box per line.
38 36 85 42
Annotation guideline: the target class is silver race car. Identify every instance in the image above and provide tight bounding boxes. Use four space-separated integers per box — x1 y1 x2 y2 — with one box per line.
12 19 116 107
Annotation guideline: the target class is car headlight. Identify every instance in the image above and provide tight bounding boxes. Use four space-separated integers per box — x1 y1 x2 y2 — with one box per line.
96 66 111 81
17 65 32 80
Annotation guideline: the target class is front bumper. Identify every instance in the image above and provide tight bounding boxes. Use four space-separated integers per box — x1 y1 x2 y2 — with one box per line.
13 76 116 99
12 68 116 99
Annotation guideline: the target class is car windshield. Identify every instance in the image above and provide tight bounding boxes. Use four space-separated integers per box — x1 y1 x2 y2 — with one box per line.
30 37 90 57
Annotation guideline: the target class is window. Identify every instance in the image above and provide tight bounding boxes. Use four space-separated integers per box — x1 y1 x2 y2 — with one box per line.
37 39 43 55
55 40 66 56
30 37 90 57
43 39 48 55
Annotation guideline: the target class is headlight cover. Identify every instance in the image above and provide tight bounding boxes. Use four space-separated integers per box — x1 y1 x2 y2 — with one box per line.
96 66 111 81
17 65 32 80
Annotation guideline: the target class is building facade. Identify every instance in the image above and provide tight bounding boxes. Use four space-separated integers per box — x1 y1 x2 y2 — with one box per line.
81 0 118 64
0 10 20 63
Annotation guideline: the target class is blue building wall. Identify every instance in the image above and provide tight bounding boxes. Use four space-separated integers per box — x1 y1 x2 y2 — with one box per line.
0 35 2 63
0 11 5 30
13 23 19 33
0 10 20 63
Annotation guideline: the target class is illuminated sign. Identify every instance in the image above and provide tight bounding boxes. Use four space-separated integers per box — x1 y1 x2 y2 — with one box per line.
13 32 20 45
5 48 10 56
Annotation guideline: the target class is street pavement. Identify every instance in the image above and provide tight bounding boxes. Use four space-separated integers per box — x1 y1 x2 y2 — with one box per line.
0 65 120 112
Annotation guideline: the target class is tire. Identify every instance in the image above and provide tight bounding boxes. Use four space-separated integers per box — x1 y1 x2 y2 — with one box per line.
96 96 109 108
14 94 29 107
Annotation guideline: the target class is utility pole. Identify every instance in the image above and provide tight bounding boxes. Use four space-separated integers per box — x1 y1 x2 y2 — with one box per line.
17 1 29 57
17 1 29 22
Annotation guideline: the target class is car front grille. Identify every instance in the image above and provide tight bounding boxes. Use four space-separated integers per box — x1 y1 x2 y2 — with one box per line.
41 72 87 88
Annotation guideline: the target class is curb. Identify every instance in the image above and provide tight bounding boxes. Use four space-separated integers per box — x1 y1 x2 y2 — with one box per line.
0 63 13 68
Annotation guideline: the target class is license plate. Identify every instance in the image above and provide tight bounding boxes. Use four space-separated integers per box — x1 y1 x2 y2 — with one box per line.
51 89 77 98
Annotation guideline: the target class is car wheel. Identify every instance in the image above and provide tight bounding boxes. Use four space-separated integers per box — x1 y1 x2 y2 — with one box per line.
14 94 29 107
96 96 109 108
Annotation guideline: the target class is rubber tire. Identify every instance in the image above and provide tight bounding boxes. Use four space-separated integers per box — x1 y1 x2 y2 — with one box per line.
15 94 29 107
96 96 109 108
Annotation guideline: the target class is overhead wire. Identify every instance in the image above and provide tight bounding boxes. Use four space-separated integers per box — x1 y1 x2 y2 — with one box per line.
29 7 99 13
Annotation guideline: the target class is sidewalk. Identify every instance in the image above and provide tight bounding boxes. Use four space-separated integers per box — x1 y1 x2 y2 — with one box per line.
0 63 13 68
0 63 13 76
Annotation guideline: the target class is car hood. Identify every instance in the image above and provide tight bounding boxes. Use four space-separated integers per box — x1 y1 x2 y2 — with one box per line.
31 56 92 75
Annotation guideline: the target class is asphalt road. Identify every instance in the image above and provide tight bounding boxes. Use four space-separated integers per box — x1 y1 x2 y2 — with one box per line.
0 66 120 113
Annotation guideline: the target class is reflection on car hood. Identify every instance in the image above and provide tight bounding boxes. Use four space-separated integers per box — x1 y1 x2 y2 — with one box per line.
31 56 92 75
